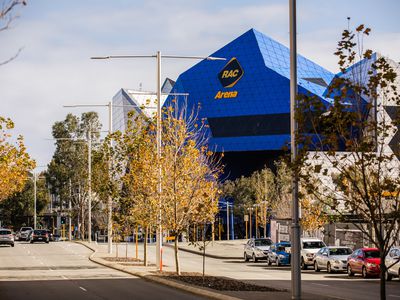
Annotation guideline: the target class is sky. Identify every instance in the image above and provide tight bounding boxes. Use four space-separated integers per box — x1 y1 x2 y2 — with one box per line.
1 0 399 169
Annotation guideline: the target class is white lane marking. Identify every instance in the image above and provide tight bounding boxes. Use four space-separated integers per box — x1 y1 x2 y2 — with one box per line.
389 295 400 298
311 283 330 287
79 287 87 292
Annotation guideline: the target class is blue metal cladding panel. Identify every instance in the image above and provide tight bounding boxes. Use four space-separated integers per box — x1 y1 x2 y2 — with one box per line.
164 29 335 152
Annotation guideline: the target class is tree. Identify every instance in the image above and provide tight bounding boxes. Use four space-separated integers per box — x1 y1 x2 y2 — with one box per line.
47 112 102 239
297 25 400 299
0 171 48 228
250 167 276 238
161 105 222 275
0 117 35 202
114 114 159 266
1 0 27 66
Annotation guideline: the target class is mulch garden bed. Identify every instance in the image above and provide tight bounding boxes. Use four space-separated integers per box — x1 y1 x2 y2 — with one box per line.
155 272 283 292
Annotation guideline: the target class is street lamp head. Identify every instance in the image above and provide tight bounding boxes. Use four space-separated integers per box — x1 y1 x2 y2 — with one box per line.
91 56 110 60
206 56 226 61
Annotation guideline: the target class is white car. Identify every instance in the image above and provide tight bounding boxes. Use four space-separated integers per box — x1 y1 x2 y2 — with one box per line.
300 238 326 269
313 246 352 273
244 238 273 262
385 246 400 281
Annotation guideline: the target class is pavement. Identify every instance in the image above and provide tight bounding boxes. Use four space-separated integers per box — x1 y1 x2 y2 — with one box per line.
80 240 346 300
164 239 246 259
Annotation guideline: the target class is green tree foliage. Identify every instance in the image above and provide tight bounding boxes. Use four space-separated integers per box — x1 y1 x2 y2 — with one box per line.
0 172 49 228
47 112 102 239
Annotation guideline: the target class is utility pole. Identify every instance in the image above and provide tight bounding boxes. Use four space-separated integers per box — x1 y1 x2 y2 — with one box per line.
107 101 113 254
69 178 72 241
33 173 37 229
226 202 229 241
87 125 92 243
290 0 301 298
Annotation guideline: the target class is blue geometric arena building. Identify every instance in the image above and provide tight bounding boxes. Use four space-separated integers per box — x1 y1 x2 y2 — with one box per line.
165 29 334 178
165 28 335 179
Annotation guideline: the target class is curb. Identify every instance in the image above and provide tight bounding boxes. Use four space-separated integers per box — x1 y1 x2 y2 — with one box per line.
75 241 241 300
163 243 242 260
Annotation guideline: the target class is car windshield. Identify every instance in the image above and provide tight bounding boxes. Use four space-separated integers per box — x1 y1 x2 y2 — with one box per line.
34 230 47 235
364 250 380 258
329 248 352 255
303 241 325 249
21 227 32 231
0 230 11 235
255 239 272 246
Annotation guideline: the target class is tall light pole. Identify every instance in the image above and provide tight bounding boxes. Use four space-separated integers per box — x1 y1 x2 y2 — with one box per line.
92 52 225 271
33 172 37 229
290 0 301 299
87 124 92 243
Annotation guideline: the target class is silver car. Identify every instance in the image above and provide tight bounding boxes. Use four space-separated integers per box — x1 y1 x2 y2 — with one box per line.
385 246 400 281
16 227 33 241
314 246 352 273
0 229 14 247
244 238 273 262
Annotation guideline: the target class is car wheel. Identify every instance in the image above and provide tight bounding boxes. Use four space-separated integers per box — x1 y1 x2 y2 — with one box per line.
362 266 368 278
385 271 393 281
46 241 49 244
277 258 281 266
327 263 332 274
252 253 258 263
347 264 354 277
314 261 320 272
30 240 33 244
244 253 249 262
301 258 307 270
267 257 272 266
11 244 14 248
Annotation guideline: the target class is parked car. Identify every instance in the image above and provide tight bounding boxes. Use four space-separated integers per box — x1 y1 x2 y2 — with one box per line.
314 246 352 273
244 238 273 262
267 242 291 266
385 246 400 281
15 227 33 241
0 229 14 247
29 229 49 244
347 248 380 278
300 238 326 269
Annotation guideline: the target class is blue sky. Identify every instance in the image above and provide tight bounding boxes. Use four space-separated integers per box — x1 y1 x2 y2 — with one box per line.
1 0 399 167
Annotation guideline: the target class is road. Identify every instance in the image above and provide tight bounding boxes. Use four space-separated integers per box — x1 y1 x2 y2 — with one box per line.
0 241 204 300
129 243 400 300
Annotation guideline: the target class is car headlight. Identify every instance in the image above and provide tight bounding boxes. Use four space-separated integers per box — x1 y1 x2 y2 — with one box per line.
333 260 341 264
366 262 376 267
255 247 264 253
279 254 285 259
306 253 314 258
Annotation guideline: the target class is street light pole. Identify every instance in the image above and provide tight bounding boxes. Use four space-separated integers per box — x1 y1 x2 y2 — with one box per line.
155 51 163 270
91 52 226 271
34 173 37 229
87 125 92 243
290 0 301 299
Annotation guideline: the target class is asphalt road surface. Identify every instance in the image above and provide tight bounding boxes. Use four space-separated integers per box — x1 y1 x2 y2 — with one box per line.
0 242 204 300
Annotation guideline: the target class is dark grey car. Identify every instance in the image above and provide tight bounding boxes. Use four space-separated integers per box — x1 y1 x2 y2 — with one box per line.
0 229 15 247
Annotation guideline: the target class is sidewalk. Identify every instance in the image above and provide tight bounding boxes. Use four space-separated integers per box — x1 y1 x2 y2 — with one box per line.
164 239 246 259
76 241 343 300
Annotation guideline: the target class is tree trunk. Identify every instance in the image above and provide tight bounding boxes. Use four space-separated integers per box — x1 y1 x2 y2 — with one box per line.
380 248 386 300
144 226 148 266
174 234 180 275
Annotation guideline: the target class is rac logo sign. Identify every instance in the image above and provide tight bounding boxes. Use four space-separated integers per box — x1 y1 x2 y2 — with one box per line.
218 57 244 88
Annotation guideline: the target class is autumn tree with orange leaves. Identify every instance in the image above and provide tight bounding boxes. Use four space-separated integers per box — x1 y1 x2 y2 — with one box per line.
0 117 35 202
